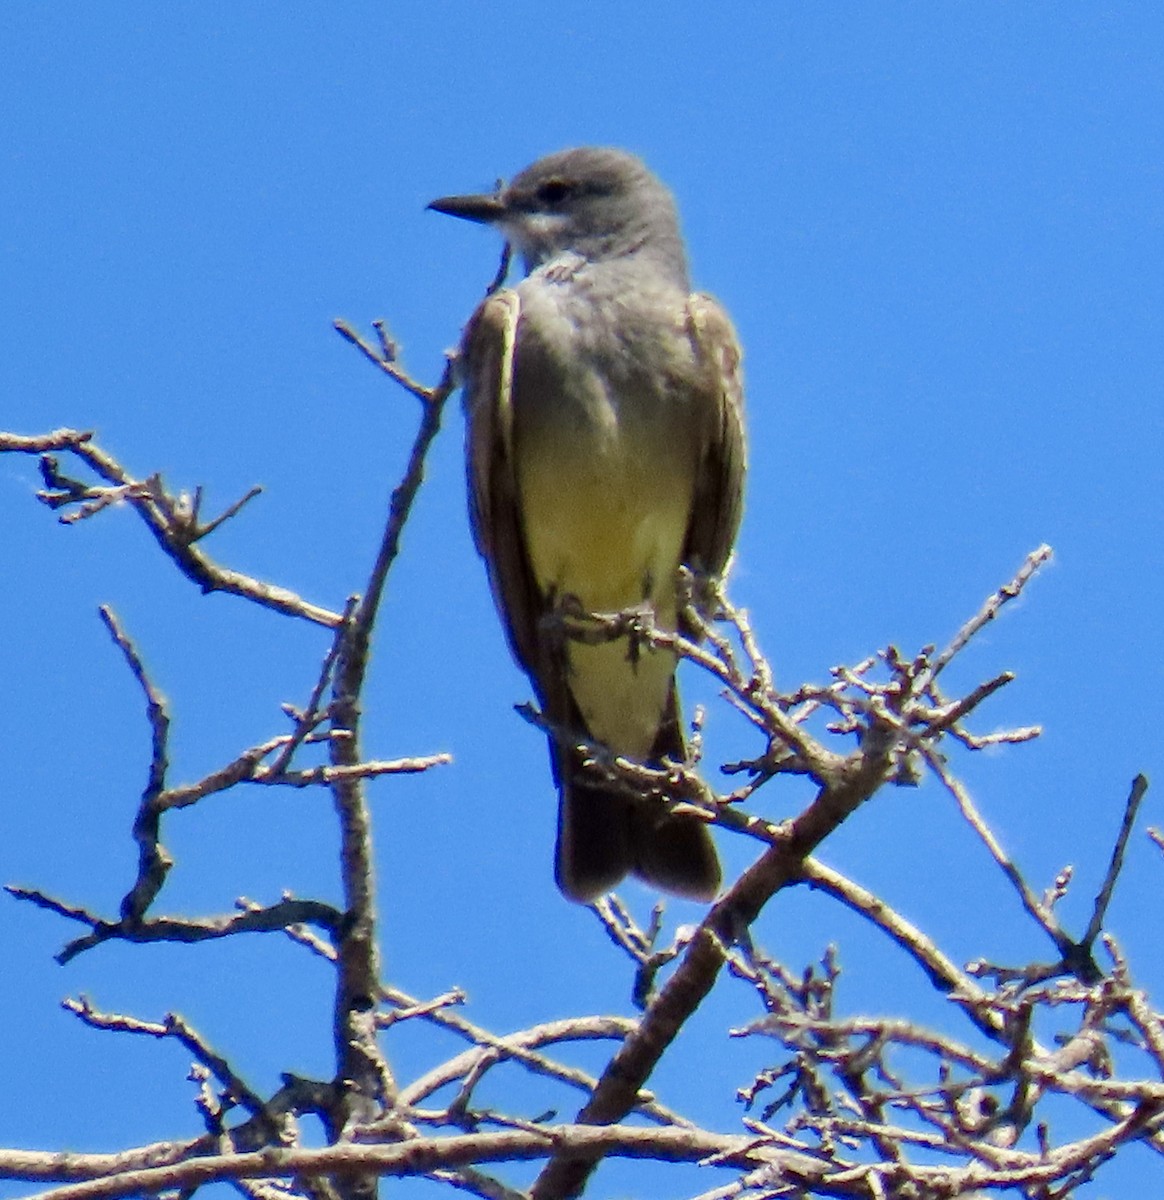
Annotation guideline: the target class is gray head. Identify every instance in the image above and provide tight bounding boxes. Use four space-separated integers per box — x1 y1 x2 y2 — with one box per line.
429 147 689 288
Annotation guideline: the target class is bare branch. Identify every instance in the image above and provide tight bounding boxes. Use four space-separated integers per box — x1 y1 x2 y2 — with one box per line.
267 597 360 778
926 543 1052 682
3 1127 760 1200
0 890 345 964
796 858 1003 1040
0 429 342 627
922 745 1087 973
331 319 454 407
1083 774 1150 947
397 1016 644 1113
62 999 272 1122
323 326 457 1156
98 606 173 924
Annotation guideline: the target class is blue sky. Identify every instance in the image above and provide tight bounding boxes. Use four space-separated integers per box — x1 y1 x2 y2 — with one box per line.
3 5 1163 1195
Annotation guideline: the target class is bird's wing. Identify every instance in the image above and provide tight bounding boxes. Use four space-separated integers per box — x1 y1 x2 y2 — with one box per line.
461 288 544 680
682 292 747 584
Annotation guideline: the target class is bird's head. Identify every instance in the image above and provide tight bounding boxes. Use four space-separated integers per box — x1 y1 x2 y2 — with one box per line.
429 147 687 284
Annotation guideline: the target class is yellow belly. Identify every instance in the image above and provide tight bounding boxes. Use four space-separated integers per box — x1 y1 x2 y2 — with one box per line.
518 432 694 757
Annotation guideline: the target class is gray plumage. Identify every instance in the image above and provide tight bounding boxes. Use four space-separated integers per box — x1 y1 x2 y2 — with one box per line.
430 147 746 902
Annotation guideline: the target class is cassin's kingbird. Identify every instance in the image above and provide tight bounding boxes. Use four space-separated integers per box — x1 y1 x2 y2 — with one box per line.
430 147 745 903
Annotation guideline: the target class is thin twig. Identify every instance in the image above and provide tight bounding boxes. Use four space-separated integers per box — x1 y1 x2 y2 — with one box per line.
922 746 1070 953
98 606 173 923
1083 774 1149 947
926 545 1052 683
6 430 345 626
63 999 271 1119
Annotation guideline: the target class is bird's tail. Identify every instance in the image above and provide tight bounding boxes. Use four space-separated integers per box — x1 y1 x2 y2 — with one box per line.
553 685 721 904
555 775 635 903
628 790 721 901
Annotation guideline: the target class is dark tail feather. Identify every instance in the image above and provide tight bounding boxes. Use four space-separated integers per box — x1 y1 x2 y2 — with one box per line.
555 773 721 903
624 796 715 902
631 680 720 899
555 775 634 903
552 681 721 904
628 800 721 901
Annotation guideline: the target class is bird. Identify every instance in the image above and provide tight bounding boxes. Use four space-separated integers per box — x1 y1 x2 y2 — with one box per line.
429 147 745 903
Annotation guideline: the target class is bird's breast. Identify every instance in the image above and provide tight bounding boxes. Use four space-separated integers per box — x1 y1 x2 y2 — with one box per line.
506 276 704 753
513 369 698 615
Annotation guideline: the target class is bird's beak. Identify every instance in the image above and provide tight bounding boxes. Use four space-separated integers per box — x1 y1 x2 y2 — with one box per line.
427 191 507 225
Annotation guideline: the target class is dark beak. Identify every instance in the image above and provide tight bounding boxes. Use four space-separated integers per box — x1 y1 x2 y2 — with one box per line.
427 191 507 224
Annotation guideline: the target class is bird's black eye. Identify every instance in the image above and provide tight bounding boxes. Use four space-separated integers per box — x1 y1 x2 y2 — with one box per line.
536 178 573 206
